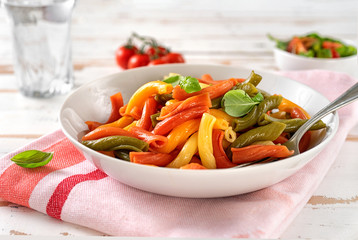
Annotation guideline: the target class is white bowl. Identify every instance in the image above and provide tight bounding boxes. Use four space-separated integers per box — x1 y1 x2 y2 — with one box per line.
273 47 357 77
59 64 339 198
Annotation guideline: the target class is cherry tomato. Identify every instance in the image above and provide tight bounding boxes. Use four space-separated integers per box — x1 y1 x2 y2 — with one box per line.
163 52 185 63
146 46 168 59
148 58 168 66
127 53 150 69
115 45 138 69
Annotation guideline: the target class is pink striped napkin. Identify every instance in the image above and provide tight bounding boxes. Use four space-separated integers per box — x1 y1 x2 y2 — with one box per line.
1 70 358 238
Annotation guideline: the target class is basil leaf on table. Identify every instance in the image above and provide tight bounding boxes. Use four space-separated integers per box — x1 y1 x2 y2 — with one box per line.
11 150 53 168
221 89 263 117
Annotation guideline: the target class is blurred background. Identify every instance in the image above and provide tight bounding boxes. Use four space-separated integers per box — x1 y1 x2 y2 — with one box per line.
0 0 357 85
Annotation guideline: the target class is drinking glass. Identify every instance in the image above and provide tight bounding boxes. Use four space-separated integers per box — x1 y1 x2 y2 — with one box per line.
2 0 75 98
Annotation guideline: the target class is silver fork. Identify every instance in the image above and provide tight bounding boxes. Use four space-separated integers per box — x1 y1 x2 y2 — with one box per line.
284 81 358 156
234 81 358 168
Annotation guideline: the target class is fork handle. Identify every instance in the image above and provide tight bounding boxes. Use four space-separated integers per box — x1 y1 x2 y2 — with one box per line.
291 82 358 143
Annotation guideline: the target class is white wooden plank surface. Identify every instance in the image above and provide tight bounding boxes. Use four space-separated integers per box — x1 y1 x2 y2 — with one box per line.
0 0 358 238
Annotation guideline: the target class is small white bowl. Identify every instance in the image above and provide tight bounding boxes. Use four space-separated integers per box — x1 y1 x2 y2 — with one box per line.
59 64 339 198
273 47 358 77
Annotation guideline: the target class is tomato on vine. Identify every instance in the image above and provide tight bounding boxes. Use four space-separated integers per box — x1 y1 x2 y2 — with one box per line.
127 53 150 69
115 33 185 69
115 45 138 69
163 52 185 63
148 58 168 66
146 46 168 59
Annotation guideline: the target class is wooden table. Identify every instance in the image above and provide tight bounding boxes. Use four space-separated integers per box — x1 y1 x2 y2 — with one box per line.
1 0 357 238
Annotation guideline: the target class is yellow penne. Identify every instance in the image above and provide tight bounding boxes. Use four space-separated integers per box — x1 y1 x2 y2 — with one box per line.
124 81 173 117
123 120 138 130
199 83 210 89
209 109 235 126
166 132 198 168
198 113 217 169
224 127 236 143
213 117 229 130
153 119 200 153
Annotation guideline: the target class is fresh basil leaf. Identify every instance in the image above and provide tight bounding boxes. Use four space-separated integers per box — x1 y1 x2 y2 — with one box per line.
179 76 202 93
251 92 264 103
221 89 260 117
11 150 53 168
163 75 180 86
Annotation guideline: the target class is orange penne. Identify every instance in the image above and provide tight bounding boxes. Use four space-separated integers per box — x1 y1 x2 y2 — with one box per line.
172 78 240 100
128 126 168 149
152 119 201 153
158 93 211 120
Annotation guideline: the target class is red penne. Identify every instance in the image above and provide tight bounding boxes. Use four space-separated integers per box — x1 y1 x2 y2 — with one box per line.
231 145 294 164
105 92 124 123
290 106 311 153
212 129 237 168
128 126 168 148
136 96 158 131
81 126 135 141
85 121 103 131
273 133 289 144
153 105 209 136
130 152 175 167
158 93 211 120
180 163 207 170
199 74 222 85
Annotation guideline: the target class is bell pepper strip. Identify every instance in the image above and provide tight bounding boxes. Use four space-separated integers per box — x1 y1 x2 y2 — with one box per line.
180 163 207 170
136 96 158 131
231 145 294 164
124 81 173 118
105 92 124 123
85 121 102 131
212 129 237 168
287 37 307 54
158 93 212 120
130 152 175 167
128 126 168 149
278 97 310 119
152 119 201 153
82 126 135 141
98 116 134 129
172 78 240 101
153 105 209 136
